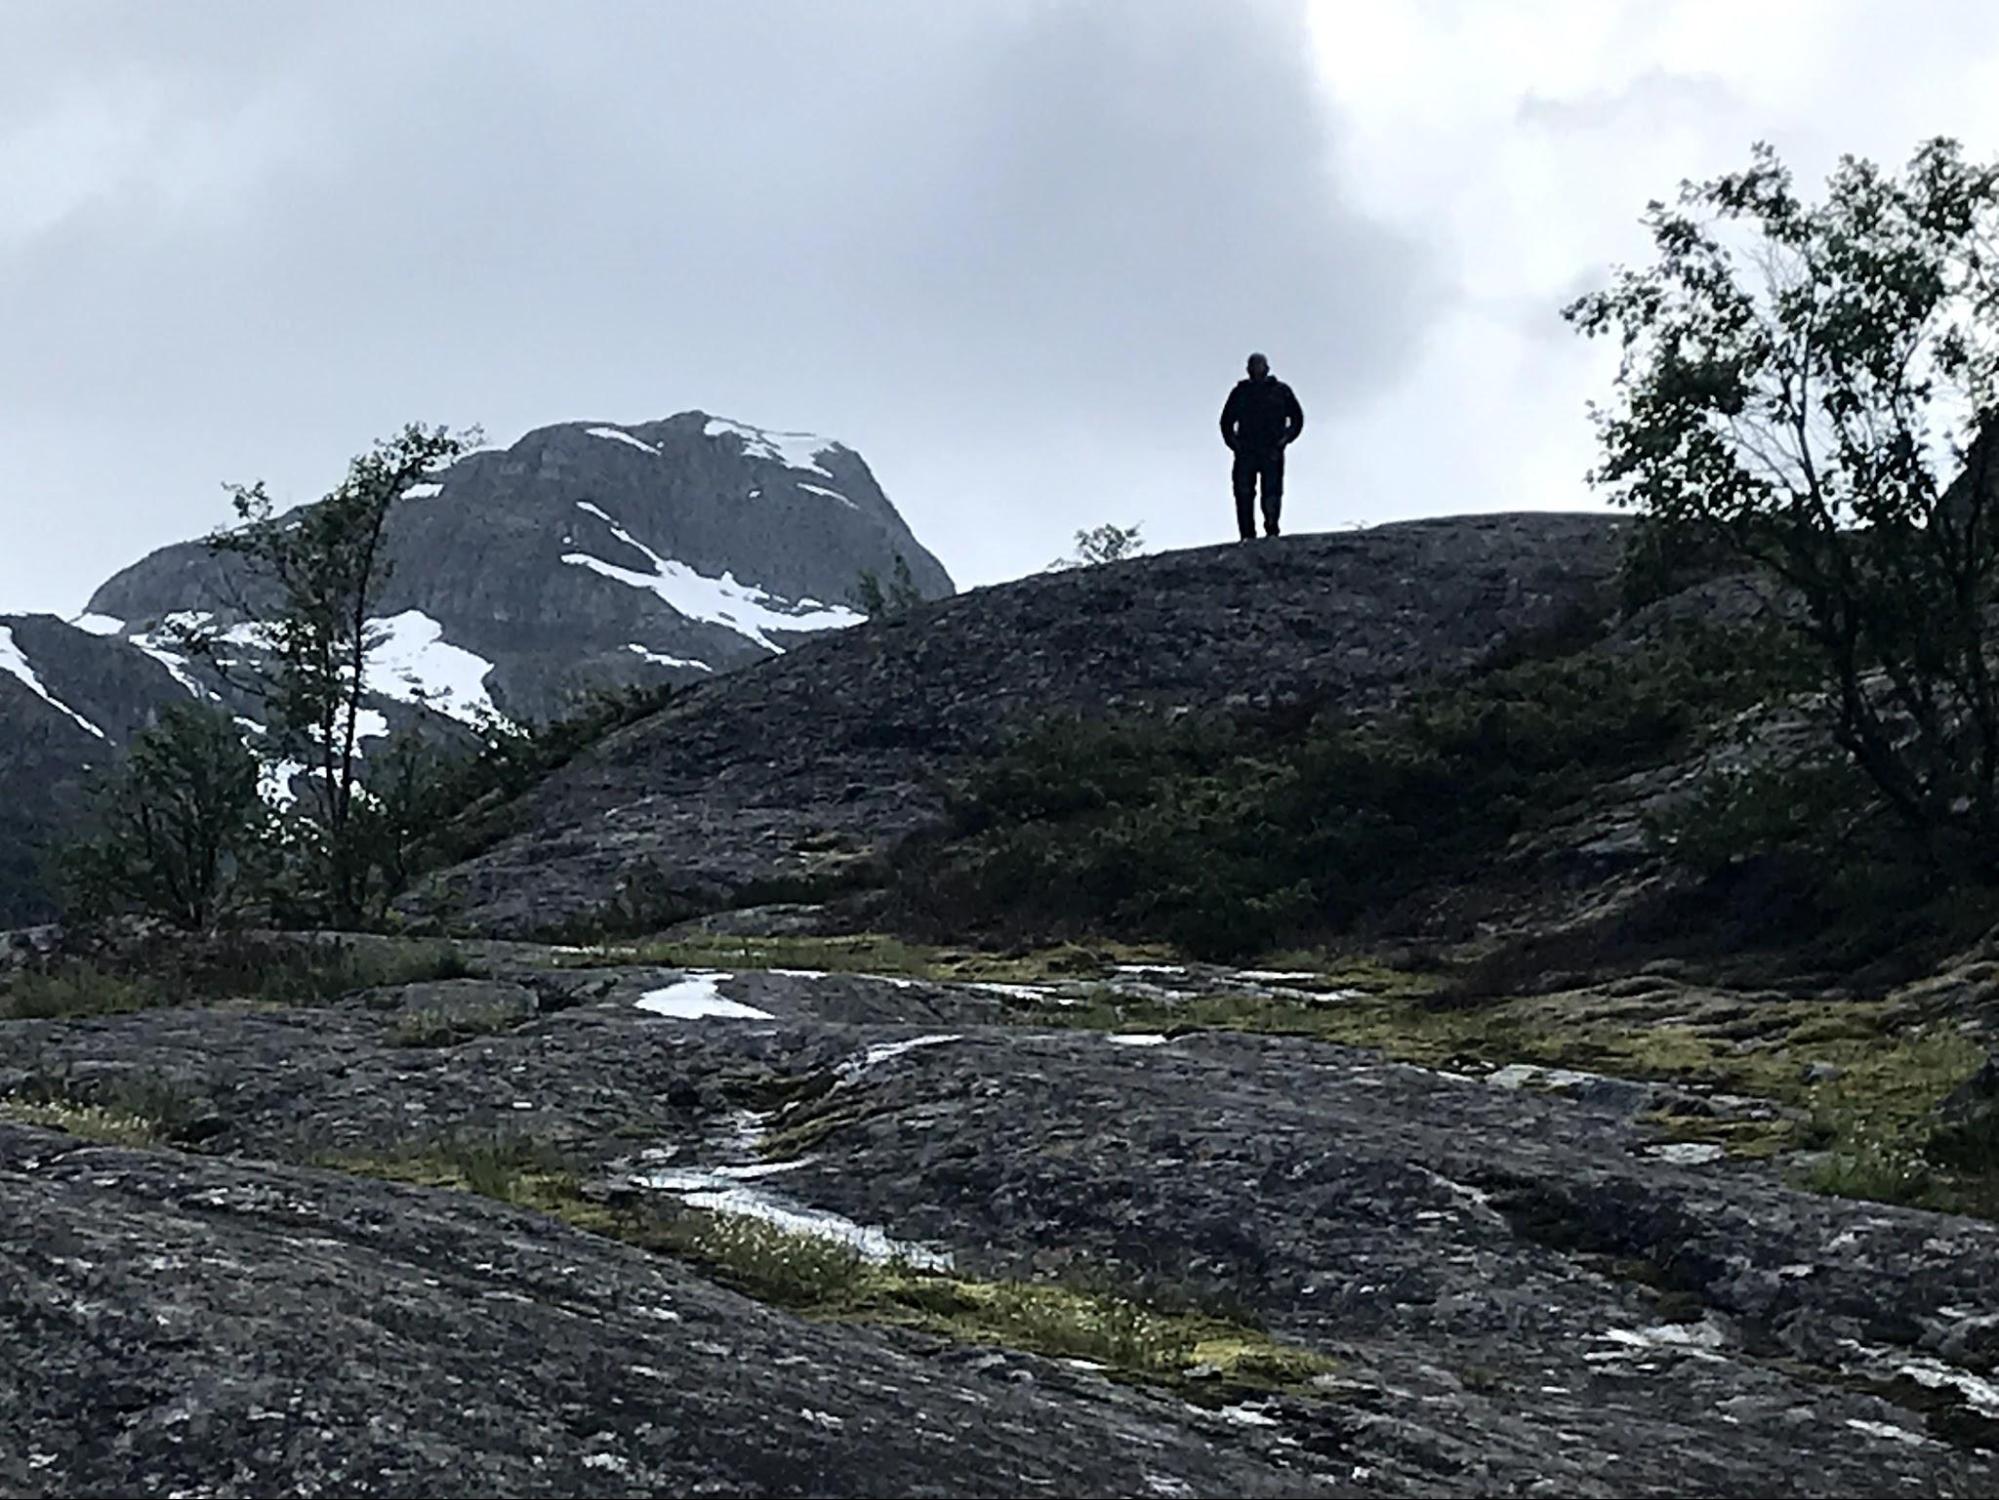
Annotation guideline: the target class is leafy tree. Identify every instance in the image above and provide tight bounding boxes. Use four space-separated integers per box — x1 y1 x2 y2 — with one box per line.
851 554 924 617
350 731 454 916
61 703 268 930
180 423 469 923
1056 522 1146 570
1566 137 1999 861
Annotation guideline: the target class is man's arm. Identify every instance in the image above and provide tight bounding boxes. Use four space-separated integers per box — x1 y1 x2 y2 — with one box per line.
1283 384 1304 444
1219 387 1241 449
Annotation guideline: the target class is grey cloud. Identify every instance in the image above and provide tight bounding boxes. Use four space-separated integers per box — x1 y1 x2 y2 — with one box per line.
1516 68 1741 133
0 0 1439 606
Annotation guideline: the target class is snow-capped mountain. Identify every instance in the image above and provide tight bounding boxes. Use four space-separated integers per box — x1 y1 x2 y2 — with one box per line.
0 411 953 921
84 411 952 725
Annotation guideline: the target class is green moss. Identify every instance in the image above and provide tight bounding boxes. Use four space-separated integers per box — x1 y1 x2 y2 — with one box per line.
387 1004 525 1048
1637 1111 1805 1159
1010 974 1997 1213
326 1136 1335 1398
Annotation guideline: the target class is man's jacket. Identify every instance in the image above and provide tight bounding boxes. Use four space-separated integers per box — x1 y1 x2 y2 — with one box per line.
1221 376 1304 454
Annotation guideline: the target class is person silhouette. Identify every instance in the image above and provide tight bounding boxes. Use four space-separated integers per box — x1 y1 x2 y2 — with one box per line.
1218 352 1304 541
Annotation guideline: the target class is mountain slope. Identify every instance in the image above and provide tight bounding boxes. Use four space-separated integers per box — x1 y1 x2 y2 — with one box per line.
0 615 192 922
0 411 950 922
84 411 953 727
406 513 1628 937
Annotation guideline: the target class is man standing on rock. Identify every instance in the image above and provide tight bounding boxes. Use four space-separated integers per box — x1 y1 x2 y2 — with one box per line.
1219 352 1304 541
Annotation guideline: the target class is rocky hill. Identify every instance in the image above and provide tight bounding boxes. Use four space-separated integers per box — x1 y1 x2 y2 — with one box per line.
0 413 951 923
407 512 1628 937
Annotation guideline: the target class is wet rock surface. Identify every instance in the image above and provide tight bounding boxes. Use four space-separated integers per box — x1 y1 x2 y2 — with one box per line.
4 957 1995 1496
0 1123 1327 1499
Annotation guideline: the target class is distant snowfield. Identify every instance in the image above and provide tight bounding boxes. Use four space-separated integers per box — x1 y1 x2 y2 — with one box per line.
586 425 662 457
566 500 864 653
703 417 836 478
0 625 105 738
626 643 713 673
795 482 858 511
122 620 206 696
84 604 501 734
365 610 504 725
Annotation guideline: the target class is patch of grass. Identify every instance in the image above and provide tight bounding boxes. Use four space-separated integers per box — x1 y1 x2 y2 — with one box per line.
0 936 476 1019
1 1071 209 1148
387 1004 524 1048
1801 1141 1937 1206
0 1098 166 1146
250 939 475 1003
0 963 163 1020
654 1214 1336 1396
324 1131 577 1204
327 1134 1336 1398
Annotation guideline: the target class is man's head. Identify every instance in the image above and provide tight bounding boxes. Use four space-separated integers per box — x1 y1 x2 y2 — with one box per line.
1246 352 1269 380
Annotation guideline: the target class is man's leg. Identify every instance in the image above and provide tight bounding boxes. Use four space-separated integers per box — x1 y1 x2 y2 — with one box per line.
1231 451 1257 541
1262 451 1285 537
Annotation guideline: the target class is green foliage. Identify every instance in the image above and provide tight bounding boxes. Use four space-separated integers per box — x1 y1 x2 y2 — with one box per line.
59 702 269 930
0 962 161 1020
1 1070 207 1148
1567 137 1999 864
1642 739 1999 979
1614 516 1742 612
850 554 923 617
182 423 472 924
1057 522 1146 570
909 625 1784 960
347 731 456 915
1647 754 1878 877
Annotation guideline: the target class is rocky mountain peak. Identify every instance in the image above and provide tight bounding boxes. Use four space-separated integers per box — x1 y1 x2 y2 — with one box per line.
0 411 955 921
79 410 952 728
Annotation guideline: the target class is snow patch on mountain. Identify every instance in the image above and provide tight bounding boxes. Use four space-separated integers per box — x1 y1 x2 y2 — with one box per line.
565 501 863 653
627 644 714 673
587 426 662 457
0 626 105 739
126 631 205 697
71 613 125 637
796 482 859 511
365 610 504 725
401 482 443 500
703 418 836 478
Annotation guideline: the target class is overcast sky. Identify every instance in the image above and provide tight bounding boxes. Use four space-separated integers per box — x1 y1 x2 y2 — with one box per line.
7 0 1999 613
